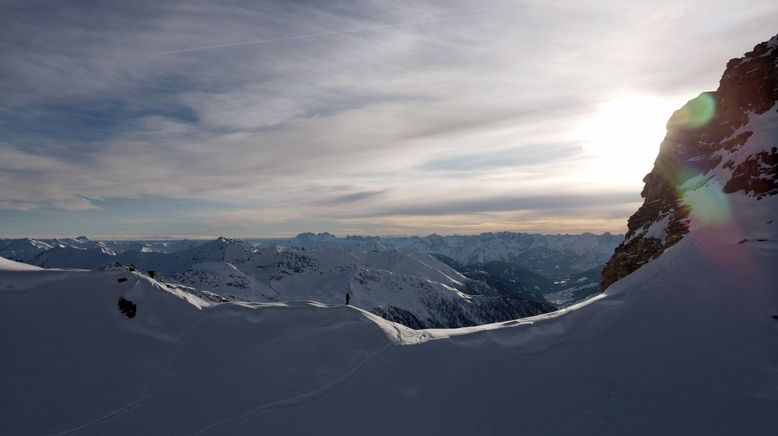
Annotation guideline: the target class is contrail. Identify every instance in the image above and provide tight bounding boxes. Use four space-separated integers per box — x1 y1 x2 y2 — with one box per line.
153 10 503 55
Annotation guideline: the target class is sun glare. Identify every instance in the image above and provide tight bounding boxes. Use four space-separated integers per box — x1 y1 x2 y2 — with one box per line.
575 95 679 187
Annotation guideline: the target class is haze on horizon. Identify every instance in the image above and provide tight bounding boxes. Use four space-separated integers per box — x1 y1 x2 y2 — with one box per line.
2 0 777 239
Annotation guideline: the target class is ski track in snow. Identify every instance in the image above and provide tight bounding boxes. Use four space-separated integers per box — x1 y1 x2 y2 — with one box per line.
190 342 393 435
48 284 205 436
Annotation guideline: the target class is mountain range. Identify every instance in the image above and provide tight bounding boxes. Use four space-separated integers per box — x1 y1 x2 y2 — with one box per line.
0 232 618 328
1 32 777 436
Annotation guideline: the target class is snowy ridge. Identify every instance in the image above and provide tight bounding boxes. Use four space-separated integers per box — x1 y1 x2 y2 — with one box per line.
0 235 558 328
1 189 776 434
0 237 207 264
3 33 778 434
248 231 621 281
0 232 618 316
0 256 42 271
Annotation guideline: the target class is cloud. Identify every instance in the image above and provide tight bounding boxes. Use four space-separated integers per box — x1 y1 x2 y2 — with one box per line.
419 143 583 172
1 0 777 236
327 190 389 204
50 197 100 212
365 192 640 217
152 8 514 55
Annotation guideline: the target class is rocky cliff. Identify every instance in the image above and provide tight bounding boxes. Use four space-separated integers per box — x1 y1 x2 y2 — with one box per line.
602 33 778 290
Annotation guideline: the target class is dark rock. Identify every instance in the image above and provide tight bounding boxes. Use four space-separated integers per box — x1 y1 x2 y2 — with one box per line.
601 34 778 290
723 148 778 195
117 277 128 283
118 297 136 318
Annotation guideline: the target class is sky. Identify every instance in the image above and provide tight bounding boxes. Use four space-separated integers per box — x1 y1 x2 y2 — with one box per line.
1 0 777 239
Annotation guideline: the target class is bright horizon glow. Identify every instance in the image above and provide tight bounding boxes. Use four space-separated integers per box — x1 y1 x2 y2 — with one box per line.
574 95 681 188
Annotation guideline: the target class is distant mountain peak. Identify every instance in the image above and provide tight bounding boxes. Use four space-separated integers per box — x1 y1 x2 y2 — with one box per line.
210 236 255 250
294 232 337 241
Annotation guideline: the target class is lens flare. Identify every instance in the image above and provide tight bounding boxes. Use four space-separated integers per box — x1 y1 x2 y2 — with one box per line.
678 171 757 283
671 93 716 129
678 173 732 225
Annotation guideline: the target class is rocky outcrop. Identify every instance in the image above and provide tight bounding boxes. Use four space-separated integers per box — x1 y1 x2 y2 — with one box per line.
602 33 778 290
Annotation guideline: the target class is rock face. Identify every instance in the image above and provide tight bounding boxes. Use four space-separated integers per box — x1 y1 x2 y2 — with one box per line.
602 33 778 290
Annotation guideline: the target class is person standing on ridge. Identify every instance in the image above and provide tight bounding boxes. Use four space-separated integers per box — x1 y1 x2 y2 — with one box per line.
345 291 350 305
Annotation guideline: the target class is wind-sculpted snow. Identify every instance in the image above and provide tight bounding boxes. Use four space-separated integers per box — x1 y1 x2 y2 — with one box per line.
1 188 777 434
0 256 42 271
3 33 778 436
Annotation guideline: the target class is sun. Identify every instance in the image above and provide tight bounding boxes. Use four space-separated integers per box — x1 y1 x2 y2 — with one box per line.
575 95 679 187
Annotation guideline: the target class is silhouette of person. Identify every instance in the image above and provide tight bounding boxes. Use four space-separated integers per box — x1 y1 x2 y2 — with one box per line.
345 292 351 305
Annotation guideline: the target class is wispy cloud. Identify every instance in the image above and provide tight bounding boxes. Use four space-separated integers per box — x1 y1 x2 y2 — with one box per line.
153 9 512 55
327 190 390 205
363 192 640 217
1 0 777 237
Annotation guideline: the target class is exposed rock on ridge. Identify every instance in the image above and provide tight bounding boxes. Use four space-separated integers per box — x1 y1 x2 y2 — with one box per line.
602 33 778 290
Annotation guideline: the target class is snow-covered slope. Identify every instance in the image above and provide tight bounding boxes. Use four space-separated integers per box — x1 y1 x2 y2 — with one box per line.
1 187 776 434
341 232 621 280
432 254 554 301
0 232 618 311
544 266 602 306
151 240 555 329
0 256 42 271
2 33 777 435
12 236 554 328
0 238 54 263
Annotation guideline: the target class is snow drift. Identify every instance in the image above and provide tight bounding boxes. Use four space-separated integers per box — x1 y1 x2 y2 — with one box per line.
1 33 778 436
1 191 776 434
